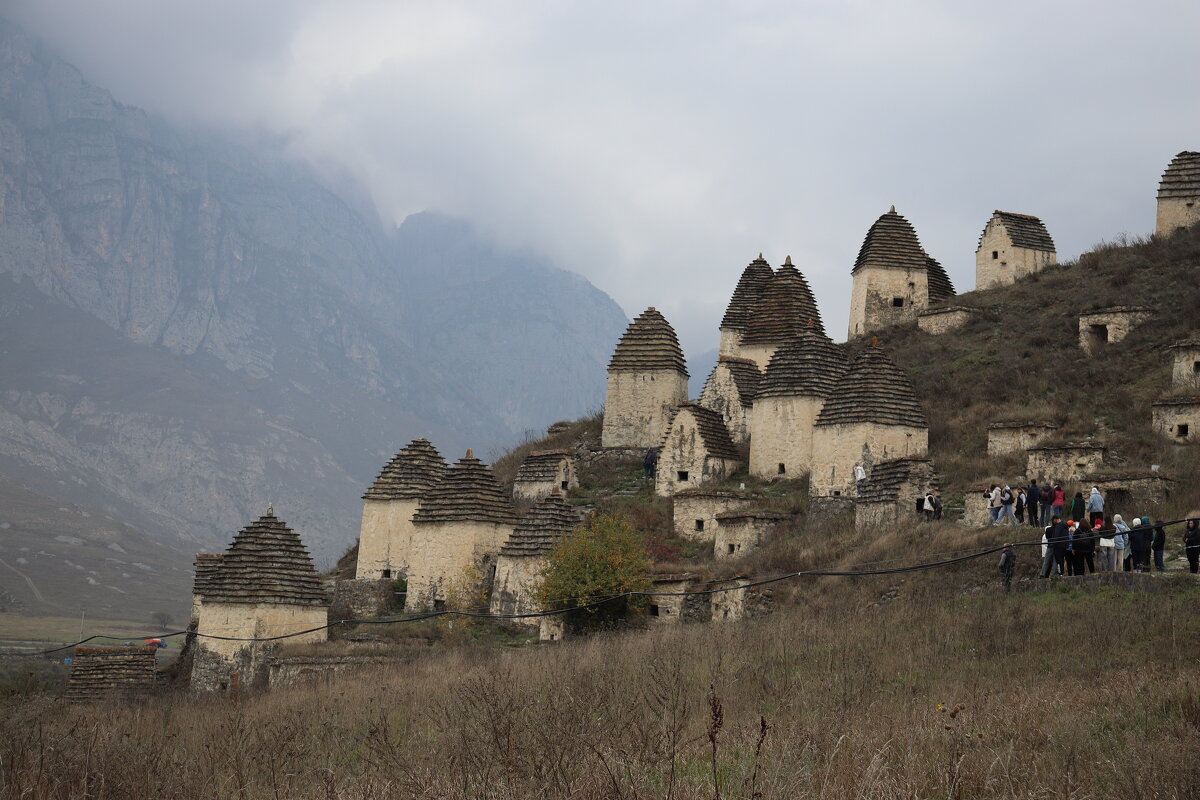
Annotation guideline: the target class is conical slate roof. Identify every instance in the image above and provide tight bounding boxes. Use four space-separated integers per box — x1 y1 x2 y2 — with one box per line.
412 451 518 525
719 255 774 332
514 450 572 483
191 553 224 597
662 403 740 461
363 438 447 500
925 257 956 304
853 208 928 274
815 343 927 428
757 328 849 400
741 259 824 343
1158 151 1200 198
703 357 762 408
500 493 582 557
979 211 1056 252
202 512 325 605
859 457 939 504
608 307 688 375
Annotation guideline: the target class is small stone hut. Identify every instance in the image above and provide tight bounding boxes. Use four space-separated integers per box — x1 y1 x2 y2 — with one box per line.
192 511 328 693
406 450 518 611
671 489 753 539
855 457 940 529
1156 151 1200 235
489 492 581 626
1078 306 1153 355
699 357 761 444
66 646 159 702
916 306 979 335
848 207 954 339
356 438 447 580
975 211 1056 290
718 255 775 359
1087 472 1172 517
512 450 577 501
749 327 848 479
987 421 1059 457
707 577 773 622
810 342 929 497
1167 339 1200 388
738 257 824 369
1151 396 1200 442
1025 442 1106 483
714 510 787 560
601 307 689 449
655 404 742 497
647 573 697 625
190 553 223 626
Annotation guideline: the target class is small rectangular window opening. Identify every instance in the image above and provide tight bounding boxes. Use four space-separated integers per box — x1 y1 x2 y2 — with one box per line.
694 519 704 532
433 599 446 612
727 544 736 554
677 470 689 482
381 569 392 579
891 297 904 308
1178 424 1190 438
992 251 999 260
650 605 660 617
777 463 786 474
1192 361 1200 374
560 480 569 490
833 490 842 496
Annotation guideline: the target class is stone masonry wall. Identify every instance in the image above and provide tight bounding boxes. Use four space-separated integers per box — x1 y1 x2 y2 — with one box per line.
269 655 408 689
355 498 420 579
699 366 751 443
1157 197 1200 235
987 425 1057 457
810 422 928 497
192 601 327 693
331 578 395 620
1172 345 1200 388
848 266 929 339
1152 401 1200 442
405 519 512 611
714 517 780 560
748 395 823 479
718 328 742 360
672 492 751 540
1025 447 1106 483
737 342 778 373
647 578 691 625
489 553 547 628
513 461 577 502
1078 309 1152 355
917 308 975 335
602 369 689 448
656 412 740 496
975 222 1055 290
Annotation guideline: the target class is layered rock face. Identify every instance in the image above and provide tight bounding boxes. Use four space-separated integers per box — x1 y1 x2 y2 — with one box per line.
0 18 628 611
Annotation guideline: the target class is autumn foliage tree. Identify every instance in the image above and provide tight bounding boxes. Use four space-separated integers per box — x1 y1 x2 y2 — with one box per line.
536 514 651 631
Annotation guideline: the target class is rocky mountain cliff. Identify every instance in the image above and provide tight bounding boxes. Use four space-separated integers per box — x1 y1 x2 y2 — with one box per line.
0 19 627 619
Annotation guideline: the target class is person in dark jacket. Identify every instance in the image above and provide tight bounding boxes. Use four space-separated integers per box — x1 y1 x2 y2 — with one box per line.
1151 520 1167 572
1026 481 1042 526
998 544 1016 591
643 447 658 479
1069 492 1086 528
1128 518 1154 572
1184 518 1200 574
1045 516 1069 577
1073 519 1098 575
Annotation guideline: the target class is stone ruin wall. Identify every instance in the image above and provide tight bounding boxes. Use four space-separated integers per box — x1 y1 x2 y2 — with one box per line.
355 498 421 579
809 422 928 497
917 308 974 336
699 366 751 443
855 474 937 530
489 553 548 628
987 425 1057 457
1152 400 1200 443
192 601 327 693
848 266 930 339
714 516 780 561
961 489 991 527
602 369 689 448
1157 196 1200 235
748 395 823 479
513 460 576 502
718 328 743 360
269 655 408 689
646 579 691 625
655 412 740 497
405 519 512 611
709 579 773 622
671 492 752 540
331 577 395 620
67 646 159 702
1171 345 1200 388
1078 309 1152 354
975 223 1055 290
1025 448 1106 483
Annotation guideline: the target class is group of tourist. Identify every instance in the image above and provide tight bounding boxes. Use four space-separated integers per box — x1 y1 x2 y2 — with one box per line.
980 483 1200 578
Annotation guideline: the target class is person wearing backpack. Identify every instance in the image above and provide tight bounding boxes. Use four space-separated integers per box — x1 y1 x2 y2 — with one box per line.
998 543 1016 591
999 485 1018 525
1183 518 1200 574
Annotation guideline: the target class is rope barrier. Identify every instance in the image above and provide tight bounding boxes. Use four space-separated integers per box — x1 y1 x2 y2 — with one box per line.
11 517 1197 658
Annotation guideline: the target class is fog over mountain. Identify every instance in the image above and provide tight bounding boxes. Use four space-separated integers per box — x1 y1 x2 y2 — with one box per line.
0 18 626 618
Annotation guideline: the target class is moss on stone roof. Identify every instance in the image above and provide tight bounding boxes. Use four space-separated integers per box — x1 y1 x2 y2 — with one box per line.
608 307 688 375
363 438 447 500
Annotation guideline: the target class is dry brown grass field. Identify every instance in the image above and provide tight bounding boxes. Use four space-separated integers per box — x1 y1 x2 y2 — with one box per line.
3 519 1200 800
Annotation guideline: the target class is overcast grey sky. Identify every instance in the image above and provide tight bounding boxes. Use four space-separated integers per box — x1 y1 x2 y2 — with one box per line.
11 0 1200 357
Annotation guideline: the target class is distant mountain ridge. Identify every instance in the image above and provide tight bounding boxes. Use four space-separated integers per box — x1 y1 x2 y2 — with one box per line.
0 18 627 618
